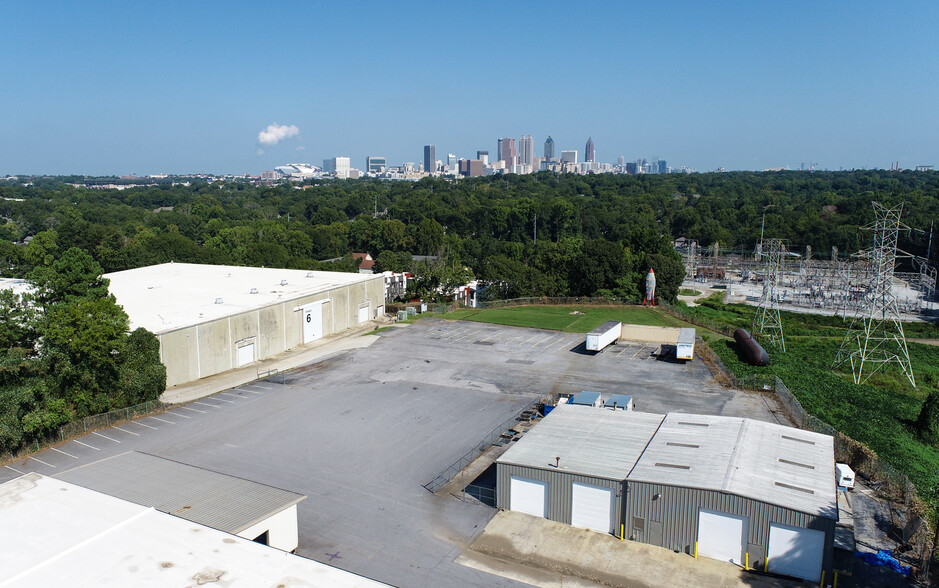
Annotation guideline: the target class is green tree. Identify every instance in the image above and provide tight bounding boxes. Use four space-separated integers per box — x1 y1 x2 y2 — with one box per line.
29 247 109 309
915 389 939 445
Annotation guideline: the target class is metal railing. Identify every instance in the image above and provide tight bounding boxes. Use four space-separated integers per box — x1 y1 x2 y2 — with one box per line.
423 399 539 494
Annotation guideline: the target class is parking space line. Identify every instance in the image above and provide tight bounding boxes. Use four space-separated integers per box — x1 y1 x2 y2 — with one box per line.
29 456 56 468
210 396 235 403
73 440 100 451
558 338 575 350
148 416 176 425
615 346 629 356
237 388 264 395
632 346 646 359
113 426 139 436
243 384 271 390
178 406 205 414
194 401 220 409
519 334 538 344
50 447 79 459
93 432 120 443
5 465 25 475
219 392 242 399
132 420 158 430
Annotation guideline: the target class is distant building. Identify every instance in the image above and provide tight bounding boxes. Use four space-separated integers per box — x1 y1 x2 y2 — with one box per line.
462 159 483 177
560 150 578 164
544 135 555 160
497 137 516 170
519 135 534 168
260 170 281 181
447 153 457 173
322 157 351 178
585 137 596 162
658 159 668 173
618 155 625 167
477 150 489 165
626 162 637 174
424 145 436 174
366 156 386 174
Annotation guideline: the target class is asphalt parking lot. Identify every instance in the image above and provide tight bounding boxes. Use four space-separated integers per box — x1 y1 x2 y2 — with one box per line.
1 318 786 587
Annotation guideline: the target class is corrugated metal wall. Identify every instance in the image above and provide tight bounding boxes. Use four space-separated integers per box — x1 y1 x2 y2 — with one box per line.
497 464 624 532
626 481 834 572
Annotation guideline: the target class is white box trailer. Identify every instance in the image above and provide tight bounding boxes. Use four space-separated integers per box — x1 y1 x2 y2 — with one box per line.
676 328 696 360
586 321 621 352
836 463 855 490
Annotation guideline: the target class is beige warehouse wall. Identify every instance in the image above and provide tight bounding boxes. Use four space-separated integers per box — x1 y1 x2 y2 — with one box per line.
620 324 681 344
159 275 385 388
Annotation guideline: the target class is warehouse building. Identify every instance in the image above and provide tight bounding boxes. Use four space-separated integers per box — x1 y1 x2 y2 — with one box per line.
496 404 837 583
0 473 387 586
105 263 385 387
57 451 305 552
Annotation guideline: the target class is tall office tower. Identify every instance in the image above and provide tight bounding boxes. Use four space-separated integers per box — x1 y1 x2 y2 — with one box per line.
447 153 457 172
519 135 534 167
477 150 489 165
366 156 386 174
585 137 595 162
617 155 625 167
497 138 516 169
560 150 578 164
424 145 436 173
544 135 555 160
658 159 667 174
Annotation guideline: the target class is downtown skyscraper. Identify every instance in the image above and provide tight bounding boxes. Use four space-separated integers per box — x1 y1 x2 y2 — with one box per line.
497 137 517 169
544 135 555 160
518 135 534 168
585 137 595 162
423 145 436 173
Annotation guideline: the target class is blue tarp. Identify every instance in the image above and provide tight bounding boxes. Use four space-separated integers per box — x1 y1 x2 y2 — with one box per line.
855 549 912 577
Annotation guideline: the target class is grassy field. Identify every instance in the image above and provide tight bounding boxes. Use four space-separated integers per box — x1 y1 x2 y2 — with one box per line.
445 304 690 333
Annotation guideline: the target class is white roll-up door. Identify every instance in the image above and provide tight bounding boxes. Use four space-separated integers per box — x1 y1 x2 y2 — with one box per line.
236 342 255 367
303 301 324 343
697 509 747 565
767 523 825 581
509 476 547 518
358 304 369 324
571 482 613 533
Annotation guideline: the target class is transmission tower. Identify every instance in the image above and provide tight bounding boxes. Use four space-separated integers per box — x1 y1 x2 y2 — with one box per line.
687 240 698 281
833 202 915 387
752 238 786 351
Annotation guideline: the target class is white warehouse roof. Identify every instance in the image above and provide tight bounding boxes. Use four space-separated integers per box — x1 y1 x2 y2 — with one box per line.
0 473 388 587
105 262 379 334
56 451 305 535
497 404 665 480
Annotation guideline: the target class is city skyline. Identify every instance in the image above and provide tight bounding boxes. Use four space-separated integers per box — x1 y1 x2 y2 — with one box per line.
1 1 937 175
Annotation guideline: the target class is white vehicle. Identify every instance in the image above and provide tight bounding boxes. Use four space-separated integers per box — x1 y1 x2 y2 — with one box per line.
835 463 855 490
586 321 621 352
676 328 696 360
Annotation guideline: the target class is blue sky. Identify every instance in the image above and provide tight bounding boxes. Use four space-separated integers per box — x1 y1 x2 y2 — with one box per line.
2 1 937 175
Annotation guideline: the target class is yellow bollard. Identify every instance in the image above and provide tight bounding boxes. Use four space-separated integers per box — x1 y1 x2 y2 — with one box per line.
833 571 838 588
820 570 825 586
745 552 749 570
764 557 769 572
620 524 624 540
694 542 698 558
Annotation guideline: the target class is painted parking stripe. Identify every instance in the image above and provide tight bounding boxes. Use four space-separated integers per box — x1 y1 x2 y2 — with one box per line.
632 346 646 359
219 392 242 399
113 426 139 436
177 406 205 414
93 431 120 443
132 420 158 430
194 401 220 409
519 334 538 344
148 416 175 425
50 447 79 459
237 388 264 395
5 465 25 475
73 440 100 451
29 456 56 468
243 383 271 390
615 346 629 356
210 396 235 403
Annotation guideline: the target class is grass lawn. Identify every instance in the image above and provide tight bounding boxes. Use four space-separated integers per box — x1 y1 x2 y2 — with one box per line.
446 304 691 333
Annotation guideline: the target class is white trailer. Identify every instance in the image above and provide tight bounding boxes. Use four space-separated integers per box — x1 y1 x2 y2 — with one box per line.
586 321 621 352
676 328 696 360
836 463 855 490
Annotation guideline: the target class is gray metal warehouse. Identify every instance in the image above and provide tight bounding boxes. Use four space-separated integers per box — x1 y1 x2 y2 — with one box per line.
105 263 385 387
496 404 837 583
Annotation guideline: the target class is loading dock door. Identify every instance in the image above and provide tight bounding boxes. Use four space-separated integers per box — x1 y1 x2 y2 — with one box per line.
767 523 825 581
697 509 747 565
509 476 547 518
357 304 369 324
571 482 613 533
303 302 324 343
236 342 255 367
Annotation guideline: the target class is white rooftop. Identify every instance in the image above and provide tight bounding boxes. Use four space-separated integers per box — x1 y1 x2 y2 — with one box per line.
0 473 387 587
497 404 665 480
104 262 378 333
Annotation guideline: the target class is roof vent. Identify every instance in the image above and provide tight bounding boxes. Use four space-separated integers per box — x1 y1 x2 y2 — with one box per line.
250 287 258 294
306 272 315 278
215 297 223 304
280 279 288 286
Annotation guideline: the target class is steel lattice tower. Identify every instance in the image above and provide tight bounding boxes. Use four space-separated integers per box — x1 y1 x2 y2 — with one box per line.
753 239 786 351
833 202 915 387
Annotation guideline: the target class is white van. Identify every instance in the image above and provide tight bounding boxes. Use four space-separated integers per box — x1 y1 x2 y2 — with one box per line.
836 463 855 490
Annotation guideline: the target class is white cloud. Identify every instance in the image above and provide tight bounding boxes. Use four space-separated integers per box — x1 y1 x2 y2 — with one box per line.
296 145 306 151
257 123 299 146
256 148 265 156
